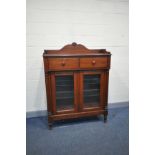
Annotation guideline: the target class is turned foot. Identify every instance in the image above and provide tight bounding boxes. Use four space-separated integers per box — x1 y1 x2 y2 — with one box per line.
48 114 53 130
104 115 107 123
103 108 108 123
48 122 53 130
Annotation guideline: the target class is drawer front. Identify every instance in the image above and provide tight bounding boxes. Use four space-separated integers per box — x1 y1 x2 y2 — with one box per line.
48 58 79 70
80 57 108 69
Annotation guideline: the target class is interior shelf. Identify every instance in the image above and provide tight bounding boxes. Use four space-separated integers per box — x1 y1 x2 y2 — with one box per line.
56 75 74 111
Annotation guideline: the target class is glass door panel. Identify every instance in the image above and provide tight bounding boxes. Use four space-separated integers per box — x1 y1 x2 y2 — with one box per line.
55 75 74 111
83 74 101 108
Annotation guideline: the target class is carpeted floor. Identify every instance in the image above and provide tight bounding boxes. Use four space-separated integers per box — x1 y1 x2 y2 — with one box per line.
26 107 129 155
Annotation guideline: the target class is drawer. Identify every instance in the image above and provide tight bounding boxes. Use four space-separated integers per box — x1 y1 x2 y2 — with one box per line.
48 58 79 70
80 57 108 69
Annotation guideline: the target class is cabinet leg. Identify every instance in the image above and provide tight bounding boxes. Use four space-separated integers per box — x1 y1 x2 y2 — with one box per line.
103 110 108 123
48 115 53 130
104 115 107 123
48 122 53 130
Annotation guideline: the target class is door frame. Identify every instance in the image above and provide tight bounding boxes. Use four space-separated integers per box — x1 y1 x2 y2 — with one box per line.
50 72 78 114
79 71 105 112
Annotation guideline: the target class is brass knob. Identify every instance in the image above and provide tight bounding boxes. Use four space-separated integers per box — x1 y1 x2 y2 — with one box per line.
92 60 96 65
61 61 65 66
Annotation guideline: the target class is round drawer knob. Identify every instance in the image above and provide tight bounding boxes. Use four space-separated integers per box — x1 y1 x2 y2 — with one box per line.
61 61 66 66
92 60 96 65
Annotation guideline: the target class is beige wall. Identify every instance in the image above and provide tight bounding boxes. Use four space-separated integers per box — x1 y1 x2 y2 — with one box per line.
27 0 129 112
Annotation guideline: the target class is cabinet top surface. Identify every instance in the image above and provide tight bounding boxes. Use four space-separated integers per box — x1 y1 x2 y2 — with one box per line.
43 42 111 57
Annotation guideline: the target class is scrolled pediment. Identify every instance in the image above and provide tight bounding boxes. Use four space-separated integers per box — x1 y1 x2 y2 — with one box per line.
60 42 90 52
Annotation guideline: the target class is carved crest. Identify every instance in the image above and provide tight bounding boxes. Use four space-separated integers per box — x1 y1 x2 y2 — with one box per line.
60 42 90 52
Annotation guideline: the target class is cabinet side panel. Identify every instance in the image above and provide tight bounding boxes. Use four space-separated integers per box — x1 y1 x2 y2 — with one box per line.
107 56 111 68
45 74 53 113
51 74 56 114
43 58 53 114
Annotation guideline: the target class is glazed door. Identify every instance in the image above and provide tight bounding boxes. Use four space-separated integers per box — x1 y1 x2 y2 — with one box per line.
51 72 78 114
79 71 105 111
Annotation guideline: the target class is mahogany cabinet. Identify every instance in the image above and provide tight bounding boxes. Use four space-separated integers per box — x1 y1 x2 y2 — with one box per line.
43 43 111 129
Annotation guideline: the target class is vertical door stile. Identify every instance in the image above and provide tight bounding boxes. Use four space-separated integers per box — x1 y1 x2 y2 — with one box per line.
51 73 56 114
100 72 104 108
74 72 78 112
79 72 83 111
105 71 109 110
77 72 81 112
102 71 108 110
